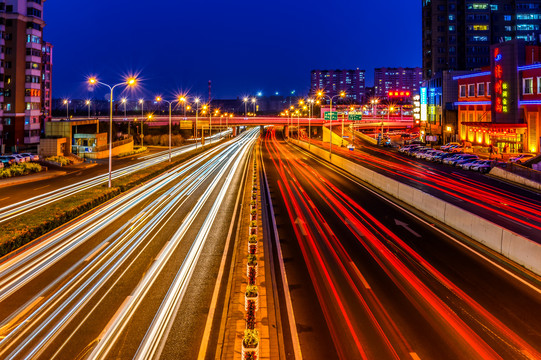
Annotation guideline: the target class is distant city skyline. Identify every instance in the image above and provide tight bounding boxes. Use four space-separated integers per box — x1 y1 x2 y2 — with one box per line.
44 0 421 100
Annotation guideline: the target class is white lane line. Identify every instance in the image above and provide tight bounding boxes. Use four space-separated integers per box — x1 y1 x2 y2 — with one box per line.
0 197 10 201
350 261 371 290
33 185 50 191
155 242 169 261
84 242 110 262
410 352 422 360
98 296 132 341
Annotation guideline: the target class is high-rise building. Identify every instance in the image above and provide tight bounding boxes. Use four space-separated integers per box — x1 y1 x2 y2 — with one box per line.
374 67 424 98
422 0 541 80
0 0 49 151
310 69 366 103
41 41 52 124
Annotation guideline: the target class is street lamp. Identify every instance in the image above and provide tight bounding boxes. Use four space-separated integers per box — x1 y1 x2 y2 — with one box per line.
243 97 249 118
317 90 345 157
63 99 69 120
179 96 187 120
155 96 176 162
308 98 315 148
194 98 200 148
121 98 129 136
88 75 138 188
85 100 91 119
139 99 144 147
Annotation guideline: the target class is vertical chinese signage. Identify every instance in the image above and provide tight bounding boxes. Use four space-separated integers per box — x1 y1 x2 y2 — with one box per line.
491 41 524 124
420 87 428 122
413 95 421 124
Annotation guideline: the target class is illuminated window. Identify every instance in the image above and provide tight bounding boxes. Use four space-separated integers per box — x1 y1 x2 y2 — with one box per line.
538 77 541 94
504 15 511 21
523 78 533 94
487 82 491 96
459 85 466 97
473 25 489 31
467 3 489 10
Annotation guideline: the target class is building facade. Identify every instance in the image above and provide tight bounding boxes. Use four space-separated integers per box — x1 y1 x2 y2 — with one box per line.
422 0 541 80
41 40 52 124
454 41 541 154
374 67 424 98
310 69 366 103
0 0 48 152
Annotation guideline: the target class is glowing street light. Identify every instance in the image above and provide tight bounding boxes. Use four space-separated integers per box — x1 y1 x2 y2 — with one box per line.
63 99 69 120
88 75 138 187
252 98 256 116
85 100 91 119
155 96 181 162
316 90 345 157
194 98 201 148
243 97 249 118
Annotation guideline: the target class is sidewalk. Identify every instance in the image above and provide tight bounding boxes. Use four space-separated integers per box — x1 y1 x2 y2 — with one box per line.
0 169 67 188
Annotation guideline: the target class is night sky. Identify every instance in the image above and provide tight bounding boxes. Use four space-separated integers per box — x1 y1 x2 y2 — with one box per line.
44 0 421 101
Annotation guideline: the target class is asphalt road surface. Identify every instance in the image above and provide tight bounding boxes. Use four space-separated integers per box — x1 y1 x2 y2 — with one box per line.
0 129 258 359
263 128 541 360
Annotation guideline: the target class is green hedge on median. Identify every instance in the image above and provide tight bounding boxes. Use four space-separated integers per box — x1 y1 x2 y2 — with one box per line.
0 162 42 179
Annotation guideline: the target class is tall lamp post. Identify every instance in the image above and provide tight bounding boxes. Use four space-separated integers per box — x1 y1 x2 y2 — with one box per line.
88 76 137 188
252 98 256 117
179 96 187 120
155 96 176 162
121 98 129 136
139 99 144 147
308 98 314 148
85 100 91 119
317 90 345 157
63 99 69 120
194 98 200 148
243 97 249 118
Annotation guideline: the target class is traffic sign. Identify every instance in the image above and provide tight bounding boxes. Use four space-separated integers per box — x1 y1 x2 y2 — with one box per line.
324 111 338 120
348 113 362 120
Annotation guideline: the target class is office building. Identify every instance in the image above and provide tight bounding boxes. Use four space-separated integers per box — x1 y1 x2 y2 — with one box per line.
41 40 52 124
422 0 541 80
374 67 424 98
0 0 49 151
310 69 366 103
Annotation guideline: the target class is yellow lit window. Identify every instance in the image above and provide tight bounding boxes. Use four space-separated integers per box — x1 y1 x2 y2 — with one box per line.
473 25 489 31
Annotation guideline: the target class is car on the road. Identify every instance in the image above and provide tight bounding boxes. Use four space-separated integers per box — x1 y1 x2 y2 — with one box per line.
509 154 535 164
20 153 39 161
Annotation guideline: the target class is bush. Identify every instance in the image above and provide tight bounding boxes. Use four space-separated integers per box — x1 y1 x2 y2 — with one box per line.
243 329 259 347
247 254 257 266
118 147 148 158
245 284 258 297
44 156 71 166
0 162 42 179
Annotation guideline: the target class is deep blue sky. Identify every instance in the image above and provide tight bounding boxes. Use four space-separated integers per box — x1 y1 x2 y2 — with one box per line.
45 0 421 100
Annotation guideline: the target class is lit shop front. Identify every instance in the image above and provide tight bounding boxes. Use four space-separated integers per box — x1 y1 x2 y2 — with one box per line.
454 40 541 155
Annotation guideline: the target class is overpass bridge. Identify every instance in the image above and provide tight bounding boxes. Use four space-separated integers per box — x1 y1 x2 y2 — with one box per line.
52 116 414 130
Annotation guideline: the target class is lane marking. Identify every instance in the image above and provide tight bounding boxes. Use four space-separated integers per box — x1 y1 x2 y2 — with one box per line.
0 197 10 201
350 261 371 289
33 185 50 191
155 241 169 261
410 352 422 360
84 242 109 262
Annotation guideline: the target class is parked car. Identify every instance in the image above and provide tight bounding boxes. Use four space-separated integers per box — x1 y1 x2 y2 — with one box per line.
11 154 27 163
0 155 17 167
422 150 444 161
452 154 479 167
509 154 535 164
399 144 421 153
470 160 495 173
432 152 455 163
459 159 486 170
20 153 39 161
440 142 460 151
414 148 434 158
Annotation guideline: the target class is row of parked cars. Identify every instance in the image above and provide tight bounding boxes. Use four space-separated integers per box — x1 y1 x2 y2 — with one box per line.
0 153 40 169
398 144 497 173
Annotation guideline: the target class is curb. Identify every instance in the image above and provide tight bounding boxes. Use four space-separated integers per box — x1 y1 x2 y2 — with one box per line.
0 170 67 188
